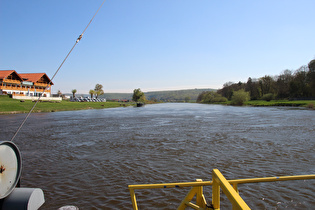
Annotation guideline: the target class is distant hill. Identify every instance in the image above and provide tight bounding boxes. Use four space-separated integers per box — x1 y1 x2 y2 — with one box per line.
99 88 216 101
145 88 216 101
66 88 217 101
101 93 132 100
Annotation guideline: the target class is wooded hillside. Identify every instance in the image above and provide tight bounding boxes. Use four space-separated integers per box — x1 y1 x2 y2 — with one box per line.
101 88 216 101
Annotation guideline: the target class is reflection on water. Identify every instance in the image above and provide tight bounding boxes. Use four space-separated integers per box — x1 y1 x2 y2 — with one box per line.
0 103 314 209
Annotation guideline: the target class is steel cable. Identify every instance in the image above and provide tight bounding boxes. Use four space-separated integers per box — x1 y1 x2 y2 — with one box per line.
10 0 106 142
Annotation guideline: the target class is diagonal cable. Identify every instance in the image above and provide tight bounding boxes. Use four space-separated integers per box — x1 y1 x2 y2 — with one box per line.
11 0 106 142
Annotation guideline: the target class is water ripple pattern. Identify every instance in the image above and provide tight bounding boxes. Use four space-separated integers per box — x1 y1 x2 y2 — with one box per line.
0 103 314 209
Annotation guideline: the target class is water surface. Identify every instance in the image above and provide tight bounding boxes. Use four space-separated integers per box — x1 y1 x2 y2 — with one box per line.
0 103 314 209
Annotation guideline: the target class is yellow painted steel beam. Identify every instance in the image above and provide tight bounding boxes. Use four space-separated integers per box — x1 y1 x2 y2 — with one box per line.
212 175 220 210
228 174 315 185
196 179 207 209
129 173 315 210
184 201 205 210
177 179 208 210
128 181 212 190
178 187 199 210
177 188 196 210
129 189 138 210
129 174 315 190
212 169 251 210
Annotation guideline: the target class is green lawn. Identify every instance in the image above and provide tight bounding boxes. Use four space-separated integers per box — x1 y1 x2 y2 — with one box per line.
201 99 315 109
0 95 129 114
245 100 315 107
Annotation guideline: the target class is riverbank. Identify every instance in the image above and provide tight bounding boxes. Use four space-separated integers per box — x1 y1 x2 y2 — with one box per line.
0 95 130 114
245 100 315 108
1 95 314 114
204 99 315 109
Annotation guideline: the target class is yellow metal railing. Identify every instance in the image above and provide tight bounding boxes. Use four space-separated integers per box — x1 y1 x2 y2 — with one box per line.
212 169 250 210
128 169 315 210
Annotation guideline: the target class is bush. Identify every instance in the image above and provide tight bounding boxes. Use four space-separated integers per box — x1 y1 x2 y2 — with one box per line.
231 89 250 105
307 103 314 109
197 91 227 103
261 93 275 101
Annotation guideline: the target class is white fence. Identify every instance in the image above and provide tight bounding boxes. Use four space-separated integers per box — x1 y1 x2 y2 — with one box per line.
12 95 62 101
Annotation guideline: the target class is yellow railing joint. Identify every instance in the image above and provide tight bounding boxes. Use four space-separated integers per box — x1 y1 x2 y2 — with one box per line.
212 169 250 210
129 170 315 210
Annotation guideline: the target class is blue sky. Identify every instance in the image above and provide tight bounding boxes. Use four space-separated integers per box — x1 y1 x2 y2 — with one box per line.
1 0 315 94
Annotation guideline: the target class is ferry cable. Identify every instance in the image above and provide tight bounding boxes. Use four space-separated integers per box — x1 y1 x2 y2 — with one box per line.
10 0 107 142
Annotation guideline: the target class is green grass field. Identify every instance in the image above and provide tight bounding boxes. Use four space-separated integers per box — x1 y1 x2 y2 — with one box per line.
245 100 315 108
0 95 129 114
201 99 315 109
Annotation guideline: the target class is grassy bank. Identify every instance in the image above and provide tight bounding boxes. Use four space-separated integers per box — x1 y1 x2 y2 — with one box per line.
244 100 315 108
201 99 315 109
0 95 130 114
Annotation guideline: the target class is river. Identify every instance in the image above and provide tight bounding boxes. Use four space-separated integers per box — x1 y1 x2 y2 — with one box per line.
0 103 314 209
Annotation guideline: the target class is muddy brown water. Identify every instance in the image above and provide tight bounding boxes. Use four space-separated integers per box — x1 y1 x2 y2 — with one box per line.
1 103 314 209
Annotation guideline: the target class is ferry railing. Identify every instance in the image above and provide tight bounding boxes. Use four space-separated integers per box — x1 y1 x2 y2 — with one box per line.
128 169 315 210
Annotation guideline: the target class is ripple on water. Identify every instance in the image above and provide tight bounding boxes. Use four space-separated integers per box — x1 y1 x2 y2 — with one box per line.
1 104 314 209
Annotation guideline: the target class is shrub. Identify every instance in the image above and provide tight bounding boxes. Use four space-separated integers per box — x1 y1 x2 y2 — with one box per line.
307 103 314 109
261 93 275 101
231 89 250 105
197 91 227 103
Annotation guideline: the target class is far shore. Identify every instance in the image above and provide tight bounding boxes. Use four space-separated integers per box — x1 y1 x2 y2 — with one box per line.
1 95 314 115
0 95 132 115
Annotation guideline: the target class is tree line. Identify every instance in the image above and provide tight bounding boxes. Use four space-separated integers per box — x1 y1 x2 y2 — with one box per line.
70 84 104 99
198 59 315 103
146 89 215 102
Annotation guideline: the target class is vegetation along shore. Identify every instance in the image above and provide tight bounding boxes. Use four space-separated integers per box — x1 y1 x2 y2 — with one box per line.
1 94 315 115
0 95 127 115
197 58 315 109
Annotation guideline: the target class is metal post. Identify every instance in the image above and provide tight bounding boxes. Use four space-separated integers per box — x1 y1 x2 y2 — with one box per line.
212 175 220 209
196 179 207 208
129 188 138 210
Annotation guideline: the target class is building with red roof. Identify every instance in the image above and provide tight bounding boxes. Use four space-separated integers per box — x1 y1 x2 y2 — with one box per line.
0 70 54 98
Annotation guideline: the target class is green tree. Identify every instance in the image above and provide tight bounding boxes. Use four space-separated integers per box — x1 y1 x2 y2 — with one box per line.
259 75 276 96
132 88 146 102
217 81 246 100
289 66 311 98
231 89 250 105
94 84 104 98
72 89 77 98
89 89 95 98
276 70 292 99
217 82 234 100
197 91 227 103
245 77 261 100
308 59 315 72
261 93 275 101
57 90 62 97
308 59 315 96
184 96 191 103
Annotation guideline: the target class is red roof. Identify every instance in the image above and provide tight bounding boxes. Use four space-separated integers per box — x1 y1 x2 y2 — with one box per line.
0 70 23 81
19 73 53 85
0 70 53 85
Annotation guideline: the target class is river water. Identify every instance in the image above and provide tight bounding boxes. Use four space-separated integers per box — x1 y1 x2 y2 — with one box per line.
0 103 314 209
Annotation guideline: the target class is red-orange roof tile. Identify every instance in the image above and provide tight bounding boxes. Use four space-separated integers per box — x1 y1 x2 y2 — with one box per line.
19 73 53 85
0 70 22 80
0 70 53 85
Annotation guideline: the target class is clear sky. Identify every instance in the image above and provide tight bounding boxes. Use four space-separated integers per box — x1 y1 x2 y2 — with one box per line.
1 0 315 94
